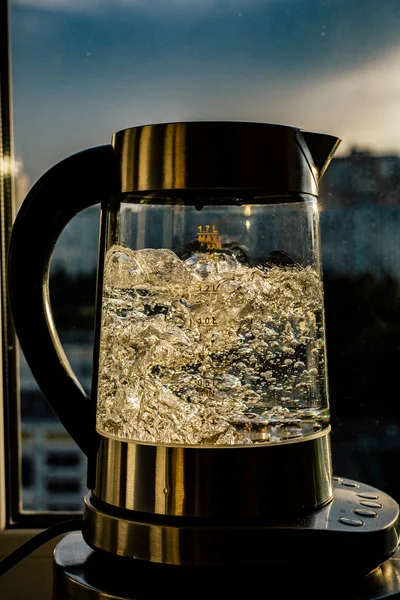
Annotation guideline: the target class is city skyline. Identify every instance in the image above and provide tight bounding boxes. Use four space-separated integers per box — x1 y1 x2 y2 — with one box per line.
9 0 400 183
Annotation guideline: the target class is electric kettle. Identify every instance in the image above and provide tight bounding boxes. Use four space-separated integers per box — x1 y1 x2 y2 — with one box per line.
8 121 399 573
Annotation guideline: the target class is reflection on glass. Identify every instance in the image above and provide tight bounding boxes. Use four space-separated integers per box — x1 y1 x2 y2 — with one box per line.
9 0 400 508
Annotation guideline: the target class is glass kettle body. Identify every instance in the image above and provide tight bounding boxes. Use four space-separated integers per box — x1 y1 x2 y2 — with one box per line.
98 196 327 447
8 121 341 562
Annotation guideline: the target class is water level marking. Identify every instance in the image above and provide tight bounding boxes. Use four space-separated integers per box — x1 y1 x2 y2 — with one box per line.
197 283 220 294
197 316 218 326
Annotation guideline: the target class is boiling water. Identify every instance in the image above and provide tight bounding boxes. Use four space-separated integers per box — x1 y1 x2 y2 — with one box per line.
96 244 329 445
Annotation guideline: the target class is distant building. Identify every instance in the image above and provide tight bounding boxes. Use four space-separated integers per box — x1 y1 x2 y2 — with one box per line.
319 149 400 278
1 154 30 211
51 206 101 276
320 148 400 207
20 335 92 511
14 164 30 210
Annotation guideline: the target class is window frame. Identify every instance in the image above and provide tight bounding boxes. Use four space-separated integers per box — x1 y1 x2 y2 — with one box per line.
0 0 83 536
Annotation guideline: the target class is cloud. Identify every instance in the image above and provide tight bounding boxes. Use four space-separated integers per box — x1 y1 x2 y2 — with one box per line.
12 0 139 10
11 0 400 76
11 0 268 12
254 49 400 154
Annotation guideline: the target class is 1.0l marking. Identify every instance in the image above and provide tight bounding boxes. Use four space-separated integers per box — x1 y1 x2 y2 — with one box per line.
197 316 218 326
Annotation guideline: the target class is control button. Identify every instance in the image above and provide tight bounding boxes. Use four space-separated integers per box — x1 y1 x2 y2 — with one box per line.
357 493 380 500
338 517 364 527
359 500 383 509
342 481 360 488
353 508 378 518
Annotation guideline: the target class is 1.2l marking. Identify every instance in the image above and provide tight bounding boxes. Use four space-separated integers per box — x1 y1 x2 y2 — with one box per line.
198 283 220 294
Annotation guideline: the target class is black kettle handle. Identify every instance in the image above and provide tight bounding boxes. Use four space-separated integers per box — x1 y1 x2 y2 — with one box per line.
7 145 120 457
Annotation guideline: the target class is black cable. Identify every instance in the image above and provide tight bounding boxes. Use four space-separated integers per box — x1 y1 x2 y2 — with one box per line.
0 518 84 577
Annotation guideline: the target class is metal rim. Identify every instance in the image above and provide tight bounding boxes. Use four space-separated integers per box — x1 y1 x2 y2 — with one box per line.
111 121 340 195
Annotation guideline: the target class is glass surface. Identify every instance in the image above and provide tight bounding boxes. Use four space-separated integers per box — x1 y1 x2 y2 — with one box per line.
7 0 400 511
19 206 100 511
96 197 330 444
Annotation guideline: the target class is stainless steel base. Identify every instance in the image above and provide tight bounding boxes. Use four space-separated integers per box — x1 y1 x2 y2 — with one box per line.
53 530 400 599
82 476 400 567
94 426 333 518
83 428 334 564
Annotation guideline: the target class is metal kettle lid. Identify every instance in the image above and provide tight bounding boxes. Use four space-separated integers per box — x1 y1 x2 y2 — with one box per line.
112 121 341 196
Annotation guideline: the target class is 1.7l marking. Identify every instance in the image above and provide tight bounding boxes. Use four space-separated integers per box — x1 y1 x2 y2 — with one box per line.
197 225 222 250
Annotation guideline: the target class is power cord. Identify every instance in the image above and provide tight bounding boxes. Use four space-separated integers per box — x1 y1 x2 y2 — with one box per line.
0 518 84 577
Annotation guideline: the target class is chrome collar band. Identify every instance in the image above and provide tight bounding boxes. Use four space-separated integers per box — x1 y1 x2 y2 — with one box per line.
94 427 333 518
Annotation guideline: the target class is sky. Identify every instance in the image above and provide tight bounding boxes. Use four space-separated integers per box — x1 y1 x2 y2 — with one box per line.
8 0 400 183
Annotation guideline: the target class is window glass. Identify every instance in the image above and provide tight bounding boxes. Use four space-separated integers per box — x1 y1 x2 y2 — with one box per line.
9 0 400 510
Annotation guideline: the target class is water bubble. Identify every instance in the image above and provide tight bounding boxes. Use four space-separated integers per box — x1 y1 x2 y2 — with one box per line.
97 245 328 444
184 251 239 278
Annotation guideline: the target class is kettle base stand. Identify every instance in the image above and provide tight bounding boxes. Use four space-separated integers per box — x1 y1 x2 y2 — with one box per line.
53 478 400 600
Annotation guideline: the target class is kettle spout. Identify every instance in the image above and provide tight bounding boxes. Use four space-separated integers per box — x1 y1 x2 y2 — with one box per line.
301 131 341 180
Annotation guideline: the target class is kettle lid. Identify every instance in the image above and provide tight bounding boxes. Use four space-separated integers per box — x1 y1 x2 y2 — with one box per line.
112 121 341 196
